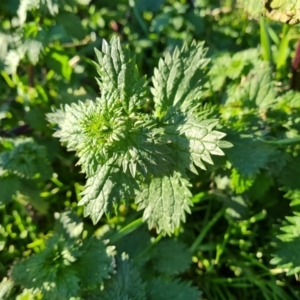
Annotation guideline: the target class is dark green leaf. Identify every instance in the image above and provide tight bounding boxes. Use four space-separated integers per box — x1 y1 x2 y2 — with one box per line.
271 214 300 275
226 134 278 176
99 254 147 300
136 171 192 235
56 12 86 40
152 239 191 275
147 278 201 300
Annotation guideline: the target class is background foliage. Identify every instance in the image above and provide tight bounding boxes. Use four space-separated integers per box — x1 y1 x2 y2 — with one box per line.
1 0 300 299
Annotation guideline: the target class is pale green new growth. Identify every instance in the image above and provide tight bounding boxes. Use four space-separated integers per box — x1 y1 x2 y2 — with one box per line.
48 37 231 235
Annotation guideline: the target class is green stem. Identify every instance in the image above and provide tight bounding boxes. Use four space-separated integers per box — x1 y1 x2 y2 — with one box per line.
190 207 225 253
134 233 163 263
1 71 15 88
260 17 272 63
276 24 290 77
129 0 148 36
258 136 300 144
109 217 144 244
214 224 232 264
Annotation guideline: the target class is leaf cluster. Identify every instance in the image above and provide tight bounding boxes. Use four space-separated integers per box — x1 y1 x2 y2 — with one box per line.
2 0 300 299
48 37 231 235
2 212 201 300
10 211 114 300
0 138 52 207
271 213 300 275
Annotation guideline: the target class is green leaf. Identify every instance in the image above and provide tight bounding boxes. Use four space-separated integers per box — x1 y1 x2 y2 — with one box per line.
225 134 278 176
271 90 300 134
99 254 147 300
48 100 169 178
0 138 52 180
208 48 261 92
73 237 114 287
163 113 231 173
94 37 148 112
151 40 209 117
227 68 276 111
284 190 300 207
116 226 151 262
260 17 272 62
248 69 276 110
54 211 84 239
47 50 72 80
248 171 273 200
152 239 191 275
56 11 86 40
22 38 44 65
79 159 138 224
271 214 300 275
0 175 20 205
230 168 255 194
136 171 192 235
12 212 114 299
17 179 49 214
276 24 291 73
278 155 300 189
135 0 163 12
208 54 241 92
147 278 202 300
25 106 49 131
12 234 81 300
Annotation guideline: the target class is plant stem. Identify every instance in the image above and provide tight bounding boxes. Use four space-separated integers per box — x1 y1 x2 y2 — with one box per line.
190 207 225 253
109 217 144 244
133 234 163 263
260 17 272 63
129 0 148 36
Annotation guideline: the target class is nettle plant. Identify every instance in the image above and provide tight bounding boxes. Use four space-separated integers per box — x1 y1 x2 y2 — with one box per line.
2 5 300 299
48 37 232 235
1 36 234 300
6 37 233 300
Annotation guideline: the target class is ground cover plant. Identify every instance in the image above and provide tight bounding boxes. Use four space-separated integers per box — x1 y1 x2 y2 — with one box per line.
1 0 300 299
